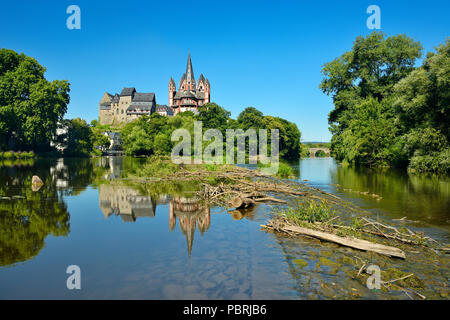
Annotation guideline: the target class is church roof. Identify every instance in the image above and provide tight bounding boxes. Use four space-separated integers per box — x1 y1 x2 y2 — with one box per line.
196 92 205 99
185 52 195 82
174 91 196 99
179 73 186 88
156 105 174 114
120 87 136 96
132 92 155 102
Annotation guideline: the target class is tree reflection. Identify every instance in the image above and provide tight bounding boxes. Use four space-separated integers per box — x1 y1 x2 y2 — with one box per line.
0 157 109 266
0 162 70 266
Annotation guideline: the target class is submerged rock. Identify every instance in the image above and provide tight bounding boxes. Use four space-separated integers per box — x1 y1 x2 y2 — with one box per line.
32 175 44 192
32 175 44 185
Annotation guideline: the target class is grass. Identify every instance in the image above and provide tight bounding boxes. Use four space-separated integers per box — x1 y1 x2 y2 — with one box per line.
0 151 35 158
258 161 294 178
137 156 180 178
281 199 334 224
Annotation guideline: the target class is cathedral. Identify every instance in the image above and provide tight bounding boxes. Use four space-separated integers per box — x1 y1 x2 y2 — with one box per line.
98 53 210 125
169 53 211 115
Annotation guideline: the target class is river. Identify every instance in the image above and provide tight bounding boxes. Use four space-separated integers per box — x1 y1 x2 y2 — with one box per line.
0 157 448 299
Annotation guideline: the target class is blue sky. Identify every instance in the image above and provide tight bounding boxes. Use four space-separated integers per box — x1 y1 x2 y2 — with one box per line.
1 0 449 141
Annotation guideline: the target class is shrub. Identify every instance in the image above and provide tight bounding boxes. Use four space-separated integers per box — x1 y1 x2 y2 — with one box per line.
277 162 294 178
408 148 450 174
258 161 294 178
138 156 180 178
2 151 13 158
26 151 35 158
282 199 333 224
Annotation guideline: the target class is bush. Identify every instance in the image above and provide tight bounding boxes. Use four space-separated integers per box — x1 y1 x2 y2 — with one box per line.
258 161 294 178
282 199 333 224
26 151 35 158
2 151 13 158
408 148 450 174
277 163 294 178
137 156 180 178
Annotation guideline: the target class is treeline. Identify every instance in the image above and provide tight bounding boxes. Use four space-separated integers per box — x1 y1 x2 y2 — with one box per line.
119 104 303 160
0 49 302 159
321 32 449 174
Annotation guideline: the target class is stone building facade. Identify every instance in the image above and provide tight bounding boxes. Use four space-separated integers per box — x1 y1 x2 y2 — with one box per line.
99 87 156 125
169 53 211 115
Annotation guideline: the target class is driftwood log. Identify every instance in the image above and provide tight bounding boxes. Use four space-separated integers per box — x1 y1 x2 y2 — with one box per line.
263 224 406 259
228 197 255 209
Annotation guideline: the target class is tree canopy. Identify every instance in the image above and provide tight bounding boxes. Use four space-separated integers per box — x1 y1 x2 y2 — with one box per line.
0 49 70 151
120 103 303 160
320 32 449 173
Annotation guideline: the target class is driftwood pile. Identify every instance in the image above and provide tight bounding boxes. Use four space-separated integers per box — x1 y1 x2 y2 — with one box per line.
169 165 311 209
134 163 443 260
263 218 407 259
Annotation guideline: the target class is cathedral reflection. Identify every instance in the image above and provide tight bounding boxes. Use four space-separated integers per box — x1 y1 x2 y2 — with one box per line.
169 197 210 256
98 184 210 255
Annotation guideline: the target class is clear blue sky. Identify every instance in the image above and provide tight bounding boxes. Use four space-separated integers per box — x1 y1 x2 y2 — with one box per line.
1 0 449 141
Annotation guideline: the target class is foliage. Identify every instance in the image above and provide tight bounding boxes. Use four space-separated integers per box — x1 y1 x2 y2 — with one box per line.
321 32 449 173
277 162 294 178
62 118 95 157
120 103 302 161
133 156 180 178
281 199 333 224
0 49 70 151
0 150 34 158
315 150 327 157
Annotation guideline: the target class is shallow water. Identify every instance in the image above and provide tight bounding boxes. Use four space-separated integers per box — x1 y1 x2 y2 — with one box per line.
0 157 448 299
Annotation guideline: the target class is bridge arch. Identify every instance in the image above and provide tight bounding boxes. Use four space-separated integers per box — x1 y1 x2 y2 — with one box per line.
309 148 331 157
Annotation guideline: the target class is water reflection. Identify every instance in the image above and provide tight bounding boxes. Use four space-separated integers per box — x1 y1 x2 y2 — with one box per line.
1 156 449 299
330 164 450 227
98 182 212 255
0 159 72 267
170 197 210 256
99 184 157 221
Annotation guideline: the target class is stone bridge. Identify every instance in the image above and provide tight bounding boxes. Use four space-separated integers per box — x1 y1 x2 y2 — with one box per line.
309 148 331 157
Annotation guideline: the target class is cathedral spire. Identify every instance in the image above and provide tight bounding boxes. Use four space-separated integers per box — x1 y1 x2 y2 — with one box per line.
186 52 195 83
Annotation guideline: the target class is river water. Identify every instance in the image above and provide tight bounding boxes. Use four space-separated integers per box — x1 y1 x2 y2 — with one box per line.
0 157 448 299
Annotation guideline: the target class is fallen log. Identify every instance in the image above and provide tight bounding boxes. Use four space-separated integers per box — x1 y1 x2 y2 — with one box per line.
228 197 255 209
253 197 287 204
265 224 406 259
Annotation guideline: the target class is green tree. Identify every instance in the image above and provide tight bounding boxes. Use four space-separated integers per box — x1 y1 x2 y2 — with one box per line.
93 131 110 151
0 49 70 151
320 31 422 133
394 39 450 140
237 107 264 130
197 103 231 134
64 118 94 156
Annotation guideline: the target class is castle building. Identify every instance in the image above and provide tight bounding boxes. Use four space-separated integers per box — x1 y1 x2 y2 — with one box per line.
99 87 156 125
169 53 211 115
155 105 174 116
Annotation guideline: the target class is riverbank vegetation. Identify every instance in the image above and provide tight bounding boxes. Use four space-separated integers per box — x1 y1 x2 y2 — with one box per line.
118 104 303 161
321 32 449 174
